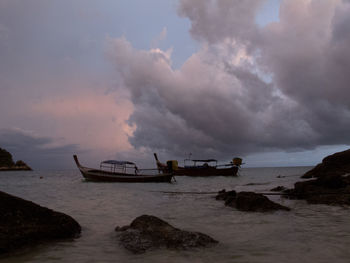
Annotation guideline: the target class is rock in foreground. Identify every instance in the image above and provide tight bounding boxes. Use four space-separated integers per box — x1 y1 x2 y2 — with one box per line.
115 215 218 254
0 191 81 254
302 149 350 178
216 190 290 212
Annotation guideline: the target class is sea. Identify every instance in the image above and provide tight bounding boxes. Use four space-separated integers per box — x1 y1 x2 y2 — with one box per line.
1 167 350 263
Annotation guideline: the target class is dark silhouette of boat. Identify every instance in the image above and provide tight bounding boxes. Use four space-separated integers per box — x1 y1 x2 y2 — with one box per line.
154 153 242 177
73 155 173 183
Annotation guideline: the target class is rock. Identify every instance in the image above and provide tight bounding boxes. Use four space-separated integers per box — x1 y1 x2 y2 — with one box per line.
302 149 350 178
0 148 15 167
0 191 81 254
216 189 236 200
284 175 350 206
215 189 290 212
115 215 218 254
232 192 290 212
244 182 270 186
0 148 32 171
14 160 32 171
284 149 350 206
270 186 287 192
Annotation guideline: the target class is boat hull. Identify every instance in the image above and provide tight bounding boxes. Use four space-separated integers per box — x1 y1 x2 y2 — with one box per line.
153 153 240 177
73 155 173 183
80 169 173 183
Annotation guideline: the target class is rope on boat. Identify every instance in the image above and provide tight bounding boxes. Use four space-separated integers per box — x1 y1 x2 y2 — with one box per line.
152 191 286 195
151 191 217 195
151 191 350 196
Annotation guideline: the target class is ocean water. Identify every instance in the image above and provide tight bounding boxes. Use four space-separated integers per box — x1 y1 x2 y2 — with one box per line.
1 167 350 263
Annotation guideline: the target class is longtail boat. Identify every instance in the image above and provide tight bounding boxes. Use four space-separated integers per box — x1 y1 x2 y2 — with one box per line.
154 153 242 177
73 155 173 183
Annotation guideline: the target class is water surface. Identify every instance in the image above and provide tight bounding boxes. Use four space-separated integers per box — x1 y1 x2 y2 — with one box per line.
1 167 350 262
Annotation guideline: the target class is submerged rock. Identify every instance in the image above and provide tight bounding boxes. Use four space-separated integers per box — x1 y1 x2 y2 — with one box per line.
216 189 236 203
0 191 81 254
115 215 218 254
302 149 350 178
270 186 287 192
216 189 290 212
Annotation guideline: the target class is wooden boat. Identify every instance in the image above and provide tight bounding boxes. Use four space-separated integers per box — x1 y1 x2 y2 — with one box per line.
73 155 173 183
154 153 242 177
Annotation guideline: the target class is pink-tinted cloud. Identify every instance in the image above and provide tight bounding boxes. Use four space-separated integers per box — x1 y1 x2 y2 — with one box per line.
31 90 134 152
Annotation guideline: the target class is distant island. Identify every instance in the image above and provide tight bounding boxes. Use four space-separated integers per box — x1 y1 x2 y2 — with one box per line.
0 147 32 171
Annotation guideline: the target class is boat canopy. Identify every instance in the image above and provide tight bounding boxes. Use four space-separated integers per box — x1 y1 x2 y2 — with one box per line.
100 159 138 173
184 158 218 168
191 159 217 162
101 160 136 166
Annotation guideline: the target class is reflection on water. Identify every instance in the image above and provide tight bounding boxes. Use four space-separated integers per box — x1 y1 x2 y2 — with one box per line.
1 167 350 262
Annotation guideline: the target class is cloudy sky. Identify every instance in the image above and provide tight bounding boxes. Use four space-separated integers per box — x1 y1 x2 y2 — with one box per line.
1 0 349 169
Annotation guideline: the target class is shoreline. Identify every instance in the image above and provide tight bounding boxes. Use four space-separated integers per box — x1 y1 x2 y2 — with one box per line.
0 166 32 171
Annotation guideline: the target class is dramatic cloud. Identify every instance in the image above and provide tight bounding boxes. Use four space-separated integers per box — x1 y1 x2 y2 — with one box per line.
108 37 275 158
1 0 350 167
108 0 350 161
259 0 350 145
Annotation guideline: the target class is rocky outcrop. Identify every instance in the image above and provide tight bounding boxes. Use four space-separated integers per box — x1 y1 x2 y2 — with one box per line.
0 148 14 167
0 191 81 254
302 149 350 178
216 190 290 212
0 148 32 171
284 149 350 206
115 215 218 254
284 175 350 206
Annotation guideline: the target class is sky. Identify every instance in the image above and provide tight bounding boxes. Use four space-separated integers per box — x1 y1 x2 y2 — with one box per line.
1 0 350 169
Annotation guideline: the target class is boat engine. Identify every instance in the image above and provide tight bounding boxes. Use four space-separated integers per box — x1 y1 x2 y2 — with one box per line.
166 160 178 172
232 158 242 166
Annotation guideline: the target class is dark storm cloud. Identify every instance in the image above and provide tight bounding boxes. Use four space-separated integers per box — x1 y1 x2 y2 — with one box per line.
259 0 350 145
109 0 350 160
0 129 79 169
109 37 285 159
